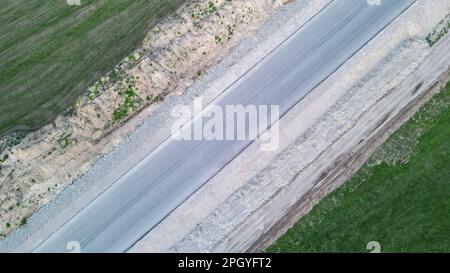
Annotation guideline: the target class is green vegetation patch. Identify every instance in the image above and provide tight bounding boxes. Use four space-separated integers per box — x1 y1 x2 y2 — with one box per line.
267 81 450 253
109 68 140 123
426 17 450 47
0 0 186 138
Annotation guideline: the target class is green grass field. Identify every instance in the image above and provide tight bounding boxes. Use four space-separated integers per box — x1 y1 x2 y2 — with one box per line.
267 81 450 253
0 0 185 137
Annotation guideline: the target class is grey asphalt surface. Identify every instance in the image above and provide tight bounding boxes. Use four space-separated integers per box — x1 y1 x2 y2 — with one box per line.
33 0 416 253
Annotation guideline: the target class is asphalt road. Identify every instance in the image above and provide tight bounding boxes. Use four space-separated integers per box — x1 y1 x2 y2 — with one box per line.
34 0 416 253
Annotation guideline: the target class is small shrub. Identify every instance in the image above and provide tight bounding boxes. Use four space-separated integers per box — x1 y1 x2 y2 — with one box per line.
20 217 27 226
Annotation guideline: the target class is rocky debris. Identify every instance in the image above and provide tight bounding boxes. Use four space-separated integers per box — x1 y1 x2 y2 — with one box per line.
0 0 288 238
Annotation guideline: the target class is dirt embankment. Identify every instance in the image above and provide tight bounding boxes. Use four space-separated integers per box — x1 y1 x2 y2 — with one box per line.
0 0 291 238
